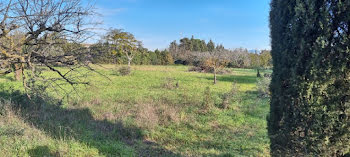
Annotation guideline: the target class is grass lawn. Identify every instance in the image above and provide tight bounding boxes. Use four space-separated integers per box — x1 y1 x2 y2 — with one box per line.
0 65 270 156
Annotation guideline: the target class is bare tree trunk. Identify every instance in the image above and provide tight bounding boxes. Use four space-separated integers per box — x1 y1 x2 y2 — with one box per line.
257 68 261 77
127 56 133 67
214 68 217 84
128 59 131 67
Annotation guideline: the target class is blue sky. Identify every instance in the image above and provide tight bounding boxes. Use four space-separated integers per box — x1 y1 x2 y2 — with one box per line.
92 0 271 50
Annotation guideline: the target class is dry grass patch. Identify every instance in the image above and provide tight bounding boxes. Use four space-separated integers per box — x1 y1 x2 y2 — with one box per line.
135 103 160 129
134 102 181 130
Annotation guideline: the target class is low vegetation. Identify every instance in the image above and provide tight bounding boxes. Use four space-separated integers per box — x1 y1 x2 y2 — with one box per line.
0 65 270 156
118 66 132 76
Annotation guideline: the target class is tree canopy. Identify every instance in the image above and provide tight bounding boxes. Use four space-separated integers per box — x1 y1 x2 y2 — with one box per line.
105 29 141 67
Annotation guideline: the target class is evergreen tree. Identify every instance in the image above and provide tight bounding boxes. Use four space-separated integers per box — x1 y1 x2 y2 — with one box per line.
169 40 178 53
269 0 350 156
200 40 208 52
149 51 158 65
154 49 162 65
207 39 215 52
192 40 202 52
179 37 192 51
216 44 225 51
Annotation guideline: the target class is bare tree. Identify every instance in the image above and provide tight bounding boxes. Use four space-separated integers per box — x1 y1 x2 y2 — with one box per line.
192 50 229 84
0 0 97 98
230 48 251 68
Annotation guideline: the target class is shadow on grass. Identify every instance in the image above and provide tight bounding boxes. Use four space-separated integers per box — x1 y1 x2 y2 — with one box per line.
0 88 180 156
203 75 257 84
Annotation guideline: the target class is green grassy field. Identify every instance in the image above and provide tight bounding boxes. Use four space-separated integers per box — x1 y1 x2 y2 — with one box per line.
0 65 270 156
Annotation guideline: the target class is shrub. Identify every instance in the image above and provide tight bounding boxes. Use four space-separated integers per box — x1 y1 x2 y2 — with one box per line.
118 66 131 76
221 82 239 109
202 87 214 110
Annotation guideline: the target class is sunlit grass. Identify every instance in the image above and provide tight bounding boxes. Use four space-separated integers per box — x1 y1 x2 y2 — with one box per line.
0 65 270 156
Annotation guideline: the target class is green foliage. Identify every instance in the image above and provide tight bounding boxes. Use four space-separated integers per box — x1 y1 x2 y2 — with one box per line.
168 36 272 69
105 29 141 66
207 40 215 52
90 43 115 64
148 51 159 65
259 50 272 68
269 0 350 156
91 34 271 69
177 36 213 52
249 50 272 69
89 42 174 66
163 51 174 65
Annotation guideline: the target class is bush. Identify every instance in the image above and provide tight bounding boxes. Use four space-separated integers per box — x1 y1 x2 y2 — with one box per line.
202 87 214 110
256 77 270 98
118 66 131 76
221 82 239 109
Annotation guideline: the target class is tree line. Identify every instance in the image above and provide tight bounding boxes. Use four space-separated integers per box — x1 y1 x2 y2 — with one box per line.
90 43 174 66
90 29 272 69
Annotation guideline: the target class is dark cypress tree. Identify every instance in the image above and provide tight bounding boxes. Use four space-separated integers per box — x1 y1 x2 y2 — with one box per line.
269 0 350 156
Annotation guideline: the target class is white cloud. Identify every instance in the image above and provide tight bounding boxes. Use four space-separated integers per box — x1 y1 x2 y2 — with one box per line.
96 7 127 16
